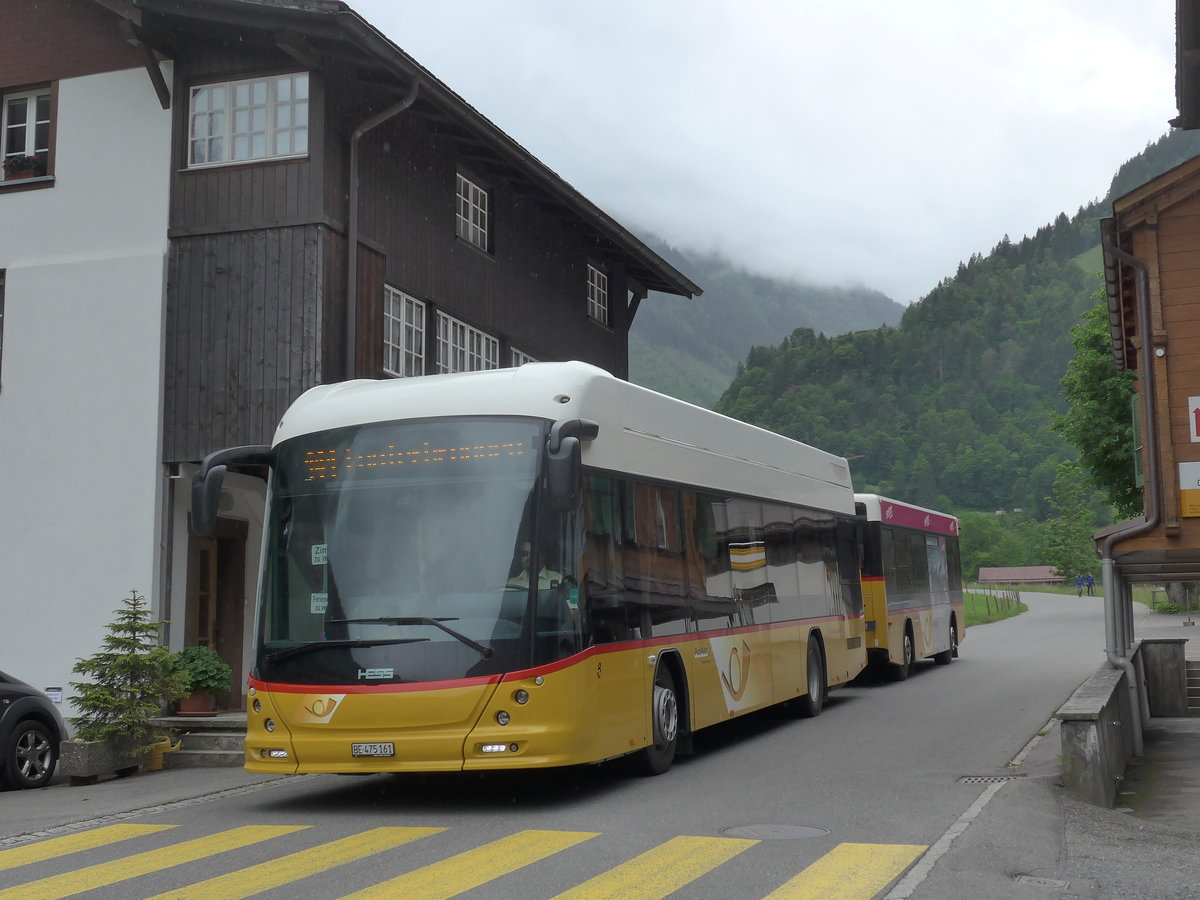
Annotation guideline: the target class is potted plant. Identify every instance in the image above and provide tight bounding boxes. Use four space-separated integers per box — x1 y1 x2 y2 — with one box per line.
61 591 186 784
2 154 44 180
171 645 233 716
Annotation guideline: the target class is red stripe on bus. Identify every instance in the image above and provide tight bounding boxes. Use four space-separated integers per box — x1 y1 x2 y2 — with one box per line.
250 612 866 694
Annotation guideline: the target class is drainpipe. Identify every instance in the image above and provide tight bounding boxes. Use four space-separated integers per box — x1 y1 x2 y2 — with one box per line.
1099 217 1163 757
345 81 420 379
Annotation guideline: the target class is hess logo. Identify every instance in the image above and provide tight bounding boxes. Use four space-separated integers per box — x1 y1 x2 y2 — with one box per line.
358 667 394 680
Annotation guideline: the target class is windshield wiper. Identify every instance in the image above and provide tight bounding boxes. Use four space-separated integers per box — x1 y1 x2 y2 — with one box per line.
326 617 494 658
264 637 429 666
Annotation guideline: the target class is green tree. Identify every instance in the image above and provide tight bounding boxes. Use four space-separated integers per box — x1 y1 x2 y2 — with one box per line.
1054 294 1140 518
1043 461 1100 580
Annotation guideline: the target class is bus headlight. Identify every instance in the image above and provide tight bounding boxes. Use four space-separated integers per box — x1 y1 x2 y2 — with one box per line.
264 718 276 733
514 689 529 705
496 710 511 726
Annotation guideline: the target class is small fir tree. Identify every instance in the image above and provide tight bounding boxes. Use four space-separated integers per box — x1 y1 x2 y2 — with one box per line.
69 590 187 751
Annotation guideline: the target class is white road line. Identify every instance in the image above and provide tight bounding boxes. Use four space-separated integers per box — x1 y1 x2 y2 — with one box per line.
883 780 1007 899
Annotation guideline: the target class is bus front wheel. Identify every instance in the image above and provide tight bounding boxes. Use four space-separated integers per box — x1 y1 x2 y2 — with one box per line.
636 665 678 776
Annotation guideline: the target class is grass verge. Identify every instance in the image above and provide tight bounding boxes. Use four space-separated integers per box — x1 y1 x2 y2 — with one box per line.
964 591 1029 627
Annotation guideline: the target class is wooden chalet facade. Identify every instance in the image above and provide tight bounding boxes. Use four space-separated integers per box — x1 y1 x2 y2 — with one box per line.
147 0 699 463
1098 158 1200 591
0 0 698 712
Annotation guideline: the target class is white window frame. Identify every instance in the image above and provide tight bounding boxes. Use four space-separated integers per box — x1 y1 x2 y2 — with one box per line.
188 72 309 168
456 172 489 250
436 311 499 374
2 87 51 179
383 287 426 378
587 263 609 325
510 348 536 368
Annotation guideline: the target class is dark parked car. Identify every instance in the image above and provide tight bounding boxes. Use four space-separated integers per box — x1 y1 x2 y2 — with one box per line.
1 670 66 789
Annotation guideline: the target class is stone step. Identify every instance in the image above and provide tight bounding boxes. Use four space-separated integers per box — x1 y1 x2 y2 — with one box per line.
149 713 247 769
163 748 244 769
179 731 245 753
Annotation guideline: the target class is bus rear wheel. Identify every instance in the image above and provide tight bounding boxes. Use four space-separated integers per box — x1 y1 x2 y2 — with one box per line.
794 636 827 717
934 621 958 665
889 627 914 681
636 665 678 776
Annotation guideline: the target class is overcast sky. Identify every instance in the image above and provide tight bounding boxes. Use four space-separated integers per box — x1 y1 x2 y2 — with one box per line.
352 0 1178 304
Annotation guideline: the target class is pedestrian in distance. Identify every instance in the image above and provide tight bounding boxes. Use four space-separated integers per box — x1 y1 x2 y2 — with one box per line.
1075 574 1084 597
1085 573 1095 596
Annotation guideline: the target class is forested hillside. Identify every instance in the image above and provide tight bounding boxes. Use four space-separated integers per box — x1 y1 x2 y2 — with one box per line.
714 129 1200 528
628 242 904 407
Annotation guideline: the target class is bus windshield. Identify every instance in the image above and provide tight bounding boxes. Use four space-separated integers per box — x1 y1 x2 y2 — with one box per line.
257 416 582 685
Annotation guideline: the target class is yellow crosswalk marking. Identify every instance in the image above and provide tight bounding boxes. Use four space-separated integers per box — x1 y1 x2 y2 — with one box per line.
550 835 758 900
340 829 598 900
0 825 307 900
0 825 176 871
145 826 444 900
763 842 926 899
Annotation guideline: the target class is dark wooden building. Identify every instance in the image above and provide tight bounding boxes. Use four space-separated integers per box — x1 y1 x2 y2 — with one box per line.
135 0 700 463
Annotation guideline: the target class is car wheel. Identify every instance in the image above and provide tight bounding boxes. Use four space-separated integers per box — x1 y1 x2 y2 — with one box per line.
5 719 59 789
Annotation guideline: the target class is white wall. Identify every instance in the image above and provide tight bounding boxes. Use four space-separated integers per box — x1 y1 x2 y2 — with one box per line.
0 65 172 723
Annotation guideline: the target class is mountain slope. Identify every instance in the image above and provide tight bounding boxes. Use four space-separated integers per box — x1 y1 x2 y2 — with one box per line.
628 242 905 407
713 128 1200 516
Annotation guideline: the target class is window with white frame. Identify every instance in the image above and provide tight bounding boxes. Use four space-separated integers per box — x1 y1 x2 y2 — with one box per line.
2 86 51 180
587 263 609 325
456 172 489 250
510 348 536 367
383 286 426 377
188 73 309 167
436 311 498 374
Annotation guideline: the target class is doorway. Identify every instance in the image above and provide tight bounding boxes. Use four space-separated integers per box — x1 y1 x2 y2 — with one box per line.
185 518 247 709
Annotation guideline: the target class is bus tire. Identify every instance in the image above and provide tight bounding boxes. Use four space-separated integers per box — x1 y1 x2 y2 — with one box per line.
934 621 958 665
889 626 914 681
636 664 679 776
794 635 827 717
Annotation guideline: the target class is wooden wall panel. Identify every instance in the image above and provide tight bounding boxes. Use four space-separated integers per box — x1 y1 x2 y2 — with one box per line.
164 226 326 462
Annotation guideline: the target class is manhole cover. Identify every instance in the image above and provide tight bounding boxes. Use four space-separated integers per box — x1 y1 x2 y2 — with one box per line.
957 774 1026 784
720 824 830 840
1015 874 1071 888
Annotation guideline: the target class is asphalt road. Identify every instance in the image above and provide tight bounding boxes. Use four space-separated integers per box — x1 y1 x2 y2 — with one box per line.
2 591 1136 899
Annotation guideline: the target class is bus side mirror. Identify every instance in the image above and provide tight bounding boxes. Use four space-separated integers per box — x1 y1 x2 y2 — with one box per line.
545 418 597 513
547 436 581 512
191 444 274 537
192 464 226 537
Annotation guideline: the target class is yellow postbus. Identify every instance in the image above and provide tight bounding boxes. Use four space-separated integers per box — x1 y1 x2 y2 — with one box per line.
854 493 964 680
194 361 868 775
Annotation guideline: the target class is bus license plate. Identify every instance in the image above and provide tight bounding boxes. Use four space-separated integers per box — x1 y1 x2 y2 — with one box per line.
351 742 394 758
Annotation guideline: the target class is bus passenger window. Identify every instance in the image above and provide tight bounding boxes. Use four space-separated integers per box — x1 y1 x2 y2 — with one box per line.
583 475 630 644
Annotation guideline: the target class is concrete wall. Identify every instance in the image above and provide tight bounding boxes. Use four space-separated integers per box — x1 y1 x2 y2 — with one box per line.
1140 639 1189 716
1055 641 1188 807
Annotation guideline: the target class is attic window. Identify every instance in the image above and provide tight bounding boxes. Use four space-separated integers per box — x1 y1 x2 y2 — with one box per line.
587 263 609 325
456 172 489 250
188 73 309 167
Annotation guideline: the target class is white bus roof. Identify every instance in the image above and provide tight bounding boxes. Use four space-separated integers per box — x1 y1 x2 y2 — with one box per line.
276 361 854 513
854 493 960 536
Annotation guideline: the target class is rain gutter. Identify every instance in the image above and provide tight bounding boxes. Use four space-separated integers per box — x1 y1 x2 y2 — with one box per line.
1099 217 1161 757
345 80 420 378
